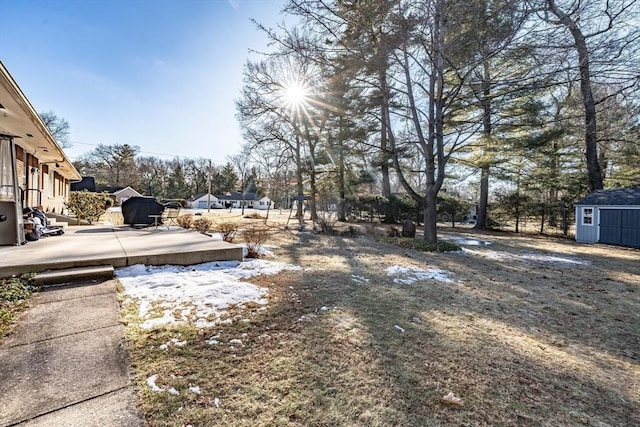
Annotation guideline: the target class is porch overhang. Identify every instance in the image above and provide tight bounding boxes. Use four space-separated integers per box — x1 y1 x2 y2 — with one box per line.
0 61 81 181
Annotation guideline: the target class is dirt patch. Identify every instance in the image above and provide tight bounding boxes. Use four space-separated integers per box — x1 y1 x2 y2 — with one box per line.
122 222 640 426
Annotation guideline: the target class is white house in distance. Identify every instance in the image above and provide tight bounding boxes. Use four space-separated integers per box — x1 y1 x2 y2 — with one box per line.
0 61 81 245
575 188 640 248
216 192 273 210
188 193 223 209
96 185 143 206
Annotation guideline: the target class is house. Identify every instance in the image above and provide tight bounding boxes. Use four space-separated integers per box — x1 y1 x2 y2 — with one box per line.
215 192 272 210
256 196 273 210
96 185 143 206
188 193 222 209
70 179 143 206
575 188 640 248
0 61 81 245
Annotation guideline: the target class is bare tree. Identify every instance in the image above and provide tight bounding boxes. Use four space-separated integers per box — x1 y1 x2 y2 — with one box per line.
228 150 252 215
39 111 71 148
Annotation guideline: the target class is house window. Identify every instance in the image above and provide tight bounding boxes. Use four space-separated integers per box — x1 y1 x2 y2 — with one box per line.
583 208 594 225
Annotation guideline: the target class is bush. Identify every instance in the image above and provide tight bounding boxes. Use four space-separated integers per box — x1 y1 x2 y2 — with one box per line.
1 275 35 337
244 212 264 219
66 190 113 224
389 194 420 223
215 221 238 242
176 214 193 229
315 211 337 233
193 217 212 234
241 227 270 258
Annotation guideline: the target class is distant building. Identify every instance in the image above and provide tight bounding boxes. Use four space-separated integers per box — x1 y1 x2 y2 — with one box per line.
215 192 272 210
188 193 223 209
70 179 143 206
96 186 143 206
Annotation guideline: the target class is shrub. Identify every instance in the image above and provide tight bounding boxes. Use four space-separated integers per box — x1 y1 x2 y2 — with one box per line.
215 221 238 242
176 214 193 229
315 211 337 233
241 227 270 258
193 217 212 234
244 212 264 219
66 190 113 224
389 194 420 223
1 275 35 337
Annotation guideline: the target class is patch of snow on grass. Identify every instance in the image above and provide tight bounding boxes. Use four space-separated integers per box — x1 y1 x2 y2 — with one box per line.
146 374 163 393
351 274 369 284
462 248 588 265
386 265 454 284
443 236 492 246
117 259 301 329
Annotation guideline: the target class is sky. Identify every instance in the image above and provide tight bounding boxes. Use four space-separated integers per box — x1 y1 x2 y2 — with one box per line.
1 0 288 164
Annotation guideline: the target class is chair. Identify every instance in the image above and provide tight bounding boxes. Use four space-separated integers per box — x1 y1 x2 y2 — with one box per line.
160 203 181 229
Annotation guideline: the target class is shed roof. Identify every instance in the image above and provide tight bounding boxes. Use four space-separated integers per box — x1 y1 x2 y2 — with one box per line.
575 188 640 206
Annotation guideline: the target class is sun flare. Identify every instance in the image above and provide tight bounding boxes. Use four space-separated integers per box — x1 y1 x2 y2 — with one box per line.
282 80 308 107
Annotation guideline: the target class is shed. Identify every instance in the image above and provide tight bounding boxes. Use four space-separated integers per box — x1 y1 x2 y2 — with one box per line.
575 188 640 248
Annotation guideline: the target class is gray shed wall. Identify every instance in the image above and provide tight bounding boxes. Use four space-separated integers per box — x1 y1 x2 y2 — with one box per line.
575 205 640 246
575 206 599 243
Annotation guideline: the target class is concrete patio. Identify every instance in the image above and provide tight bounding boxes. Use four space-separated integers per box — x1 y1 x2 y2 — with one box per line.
0 224 243 278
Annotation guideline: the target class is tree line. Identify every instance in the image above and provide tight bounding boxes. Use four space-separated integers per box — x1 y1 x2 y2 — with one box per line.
72 144 253 201
47 1 638 242
235 0 639 242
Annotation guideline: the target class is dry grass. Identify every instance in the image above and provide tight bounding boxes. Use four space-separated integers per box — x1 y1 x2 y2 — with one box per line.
120 215 640 426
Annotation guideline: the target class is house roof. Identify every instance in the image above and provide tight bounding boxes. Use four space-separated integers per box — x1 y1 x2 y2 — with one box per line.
576 188 640 206
96 185 125 194
112 187 142 196
71 177 96 192
190 193 217 201
216 192 260 201
0 61 81 181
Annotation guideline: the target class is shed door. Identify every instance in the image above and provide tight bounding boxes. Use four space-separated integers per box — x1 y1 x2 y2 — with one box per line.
599 209 640 248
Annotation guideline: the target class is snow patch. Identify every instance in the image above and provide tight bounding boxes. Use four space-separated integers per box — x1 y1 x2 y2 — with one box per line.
117 259 301 329
351 275 369 284
462 248 588 266
386 265 454 284
146 374 163 393
443 236 492 246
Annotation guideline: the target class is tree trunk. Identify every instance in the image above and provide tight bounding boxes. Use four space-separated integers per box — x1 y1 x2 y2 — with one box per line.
475 59 492 230
295 136 304 224
380 70 394 223
476 166 489 228
546 0 604 191
423 192 438 243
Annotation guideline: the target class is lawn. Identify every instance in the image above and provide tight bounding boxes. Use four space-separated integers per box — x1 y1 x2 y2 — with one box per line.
117 217 639 426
